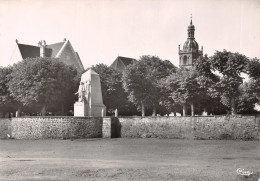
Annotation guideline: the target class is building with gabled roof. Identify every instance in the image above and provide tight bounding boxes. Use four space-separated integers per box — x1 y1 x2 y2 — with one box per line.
110 56 136 72
10 39 84 72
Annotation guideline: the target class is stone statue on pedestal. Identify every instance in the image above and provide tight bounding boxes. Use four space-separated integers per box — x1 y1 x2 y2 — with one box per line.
75 81 91 103
75 82 86 102
74 69 106 117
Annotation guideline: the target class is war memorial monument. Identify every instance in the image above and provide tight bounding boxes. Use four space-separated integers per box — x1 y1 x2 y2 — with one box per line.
74 69 106 117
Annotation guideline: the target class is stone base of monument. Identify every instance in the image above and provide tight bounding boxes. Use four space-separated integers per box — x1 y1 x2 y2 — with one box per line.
90 104 106 117
74 102 106 117
74 102 88 117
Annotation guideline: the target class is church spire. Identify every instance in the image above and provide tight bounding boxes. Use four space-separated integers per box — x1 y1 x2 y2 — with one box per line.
179 16 203 68
188 14 195 39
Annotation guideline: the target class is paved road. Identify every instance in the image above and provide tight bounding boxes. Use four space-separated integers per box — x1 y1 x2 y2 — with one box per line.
0 138 259 181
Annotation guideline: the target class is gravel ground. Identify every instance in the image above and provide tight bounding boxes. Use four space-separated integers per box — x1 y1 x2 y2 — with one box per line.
0 138 259 181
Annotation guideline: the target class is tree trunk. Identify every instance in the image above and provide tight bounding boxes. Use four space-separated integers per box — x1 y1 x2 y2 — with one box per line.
182 104 187 116
231 96 236 115
152 105 156 116
198 106 201 115
61 103 64 116
41 105 47 116
202 108 208 116
191 103 194 116
16 109 21 117
115 108 118 117
141 101 145 117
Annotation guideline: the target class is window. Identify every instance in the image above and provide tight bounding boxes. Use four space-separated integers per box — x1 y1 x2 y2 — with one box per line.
183 56 187 65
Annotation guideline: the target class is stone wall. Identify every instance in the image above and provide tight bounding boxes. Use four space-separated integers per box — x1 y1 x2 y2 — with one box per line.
115 116 260 140
102 118 111 138
11 117 103 139
1 116 259 140
0 118 12 139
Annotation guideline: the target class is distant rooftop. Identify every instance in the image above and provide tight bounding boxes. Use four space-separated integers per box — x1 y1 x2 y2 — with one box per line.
110 56 136 71
13 39 84 72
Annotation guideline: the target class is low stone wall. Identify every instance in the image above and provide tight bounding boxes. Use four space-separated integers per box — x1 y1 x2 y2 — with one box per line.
0 116 259 140
102 118 111 138
0 118 12 139
11 117 103 139
116 116 260 140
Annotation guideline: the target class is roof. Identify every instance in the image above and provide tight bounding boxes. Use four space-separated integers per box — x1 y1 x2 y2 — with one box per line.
17 42 66 59
15 40 84 72
17 44 40 59
17 41 66 59
46 42 65 57
75 52 83 69
110 56 136 71
183 39 199 51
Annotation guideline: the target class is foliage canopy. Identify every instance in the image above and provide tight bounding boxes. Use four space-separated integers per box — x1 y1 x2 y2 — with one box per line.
8 57 78 115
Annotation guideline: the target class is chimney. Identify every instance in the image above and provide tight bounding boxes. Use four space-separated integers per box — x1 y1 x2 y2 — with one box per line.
39 40 46 57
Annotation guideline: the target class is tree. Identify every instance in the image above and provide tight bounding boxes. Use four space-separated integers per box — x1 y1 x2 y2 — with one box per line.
246 58 260 104
8 57 78 116
164 68 201 116
237 81 259 114
0 66 13 106
246 58 260 80
87 64 138 116
209 50 248 115
122 55 177 116
194 55 227 115
0 66 20 116
158 76 182 116
234 58 260 114
162 55 228 116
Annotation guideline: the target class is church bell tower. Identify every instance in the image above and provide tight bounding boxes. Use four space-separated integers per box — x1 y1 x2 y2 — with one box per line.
179 16 203 68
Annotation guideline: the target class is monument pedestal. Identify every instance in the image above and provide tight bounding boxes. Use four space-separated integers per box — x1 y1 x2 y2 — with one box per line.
89 104 106 117
74 102 106 117
74 102 89 117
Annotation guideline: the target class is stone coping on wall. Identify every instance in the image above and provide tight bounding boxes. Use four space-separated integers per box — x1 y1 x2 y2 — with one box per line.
14 116 113 119
13 114 259 118
13 116 105 118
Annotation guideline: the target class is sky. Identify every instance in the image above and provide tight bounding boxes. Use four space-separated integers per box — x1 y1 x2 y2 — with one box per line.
0 0 260 69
